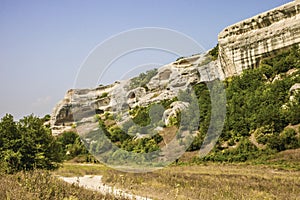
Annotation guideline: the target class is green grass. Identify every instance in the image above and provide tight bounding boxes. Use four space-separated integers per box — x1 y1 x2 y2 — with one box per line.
53 162 109 177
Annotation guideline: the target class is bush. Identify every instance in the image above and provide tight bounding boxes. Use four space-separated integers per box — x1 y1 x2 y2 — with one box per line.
280 128 299 150
99 92 108 98
261 45 300 74
130 106 151 126
129 68 158 90
208 44 219 60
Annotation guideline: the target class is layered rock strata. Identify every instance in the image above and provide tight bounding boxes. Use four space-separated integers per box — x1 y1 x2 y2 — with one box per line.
218 1 300 77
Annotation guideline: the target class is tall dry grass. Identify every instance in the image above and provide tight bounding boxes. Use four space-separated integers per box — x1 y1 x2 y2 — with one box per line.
0 169 128 200
100 164 300 200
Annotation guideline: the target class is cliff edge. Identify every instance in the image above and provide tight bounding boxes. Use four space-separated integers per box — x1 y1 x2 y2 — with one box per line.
50 1 300 135
218 0 300 77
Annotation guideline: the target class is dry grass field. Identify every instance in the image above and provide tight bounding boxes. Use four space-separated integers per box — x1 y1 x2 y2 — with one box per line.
1 149 299 200
55 161 300 200
0 169 128 200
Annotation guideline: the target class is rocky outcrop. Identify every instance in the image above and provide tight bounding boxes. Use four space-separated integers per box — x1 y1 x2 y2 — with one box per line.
218 1 300 77
50 83 119 135
50 1 300 135
50 54 220 135
290 83 300 93
289 83 300 102
163 101 189 125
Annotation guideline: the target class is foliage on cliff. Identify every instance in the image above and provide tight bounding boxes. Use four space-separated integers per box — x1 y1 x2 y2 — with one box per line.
80 113 163 165
204 45 300 161
95 45 300 163
208 44 219 60
129 68 158 90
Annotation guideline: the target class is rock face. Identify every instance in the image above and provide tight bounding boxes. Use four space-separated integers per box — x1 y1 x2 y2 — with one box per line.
218 1 300 77
50 1 300 135
50 54 221 135
290 83 300 93
50 83 118 135
163 101 189 125
289 83 300 102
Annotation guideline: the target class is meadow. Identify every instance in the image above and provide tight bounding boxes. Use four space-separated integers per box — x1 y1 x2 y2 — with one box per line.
54 154 300 200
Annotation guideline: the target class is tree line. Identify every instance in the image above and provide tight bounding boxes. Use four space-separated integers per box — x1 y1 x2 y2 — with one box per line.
0 114 90 173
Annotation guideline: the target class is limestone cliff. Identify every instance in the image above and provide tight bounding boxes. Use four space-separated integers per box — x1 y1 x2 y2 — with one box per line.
50 83 117 135
50 54 221 135
218 0 300 77
50 1 300 135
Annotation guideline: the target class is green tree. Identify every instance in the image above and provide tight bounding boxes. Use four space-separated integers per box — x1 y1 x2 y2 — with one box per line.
0 114 63 173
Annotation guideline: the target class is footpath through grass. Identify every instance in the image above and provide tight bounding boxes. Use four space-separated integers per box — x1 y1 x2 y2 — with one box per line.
54 161 300 200
0 169 129 200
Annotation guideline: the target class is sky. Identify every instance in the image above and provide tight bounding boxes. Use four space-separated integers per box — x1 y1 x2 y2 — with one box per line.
0 0 293 119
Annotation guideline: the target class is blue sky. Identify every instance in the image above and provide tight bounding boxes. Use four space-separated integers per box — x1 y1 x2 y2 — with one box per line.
0 0 292 119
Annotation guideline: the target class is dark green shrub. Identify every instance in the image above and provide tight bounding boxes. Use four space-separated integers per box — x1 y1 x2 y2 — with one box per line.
208 44 219 60
129 68 158 90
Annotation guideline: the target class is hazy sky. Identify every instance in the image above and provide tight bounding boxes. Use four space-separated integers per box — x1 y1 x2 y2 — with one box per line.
0 0 292 119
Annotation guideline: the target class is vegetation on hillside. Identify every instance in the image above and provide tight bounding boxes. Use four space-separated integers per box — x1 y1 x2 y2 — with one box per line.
208 44 219 60
56 131 98 163
129 68 158 90
189 45 300 161
93 45 300 163
209 45 300 161
2 46 300 172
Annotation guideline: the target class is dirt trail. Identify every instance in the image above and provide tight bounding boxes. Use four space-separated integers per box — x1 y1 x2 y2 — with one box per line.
60 175 152 200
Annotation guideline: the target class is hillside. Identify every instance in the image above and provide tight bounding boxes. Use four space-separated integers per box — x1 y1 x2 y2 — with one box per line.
1 1 300 200
49 1 300 169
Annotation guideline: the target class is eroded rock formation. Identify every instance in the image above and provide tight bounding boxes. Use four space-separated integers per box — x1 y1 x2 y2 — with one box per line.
50 1 300 135
50 54 220 135
218 1 300 77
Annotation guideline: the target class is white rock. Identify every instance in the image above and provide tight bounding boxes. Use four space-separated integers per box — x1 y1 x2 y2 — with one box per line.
290 83 300 93
163 101 189 125
218 1 300 78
